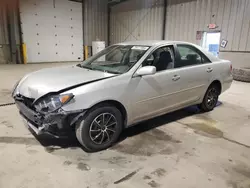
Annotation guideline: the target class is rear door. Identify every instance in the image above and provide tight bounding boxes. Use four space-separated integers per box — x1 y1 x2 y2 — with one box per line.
172 44 214 104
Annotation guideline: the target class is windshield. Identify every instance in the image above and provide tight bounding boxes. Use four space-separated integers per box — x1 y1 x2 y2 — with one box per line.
78 45 150 74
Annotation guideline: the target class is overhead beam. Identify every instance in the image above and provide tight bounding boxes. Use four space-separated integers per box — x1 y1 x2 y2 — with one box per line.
108 0 128 7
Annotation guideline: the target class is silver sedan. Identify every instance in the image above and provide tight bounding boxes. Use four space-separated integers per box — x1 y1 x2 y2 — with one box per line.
12 40 233 152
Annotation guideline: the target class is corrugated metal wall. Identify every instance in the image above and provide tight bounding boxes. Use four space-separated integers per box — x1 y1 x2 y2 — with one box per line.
0 4 8 45
0 2 10 63
84 0 108 46
110 0 164 44
165 0 250 52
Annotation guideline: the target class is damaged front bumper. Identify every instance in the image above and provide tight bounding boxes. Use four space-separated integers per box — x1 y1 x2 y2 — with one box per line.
15 100 85 138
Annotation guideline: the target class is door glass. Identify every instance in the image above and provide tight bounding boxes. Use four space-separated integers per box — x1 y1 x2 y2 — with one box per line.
176 45 210 68
142 46 175 72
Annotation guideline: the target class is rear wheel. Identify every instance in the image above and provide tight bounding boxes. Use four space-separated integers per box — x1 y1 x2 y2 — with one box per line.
198 84 220 112
75 105 123 152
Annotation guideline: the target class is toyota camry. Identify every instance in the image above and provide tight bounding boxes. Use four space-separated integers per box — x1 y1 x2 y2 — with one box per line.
12 41 233 152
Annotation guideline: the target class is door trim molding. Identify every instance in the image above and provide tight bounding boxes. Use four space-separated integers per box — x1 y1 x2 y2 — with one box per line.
137 84 205 104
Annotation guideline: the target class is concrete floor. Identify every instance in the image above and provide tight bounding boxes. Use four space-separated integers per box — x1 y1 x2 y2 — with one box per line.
0 63 250 188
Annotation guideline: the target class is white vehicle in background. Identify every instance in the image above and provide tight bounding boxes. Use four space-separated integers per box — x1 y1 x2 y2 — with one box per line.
12 41 233 152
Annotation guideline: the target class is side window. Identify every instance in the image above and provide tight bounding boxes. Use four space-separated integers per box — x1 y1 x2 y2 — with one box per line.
142 45 175 72
175 45 211 68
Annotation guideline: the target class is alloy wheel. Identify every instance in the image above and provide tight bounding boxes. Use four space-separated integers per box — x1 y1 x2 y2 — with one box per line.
206 88 218 108
89 113 117 145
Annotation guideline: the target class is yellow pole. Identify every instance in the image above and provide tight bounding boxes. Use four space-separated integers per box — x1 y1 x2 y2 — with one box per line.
22 43 27 64
84 46 88 60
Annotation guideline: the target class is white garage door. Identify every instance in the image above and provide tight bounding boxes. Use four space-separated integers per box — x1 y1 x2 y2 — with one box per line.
20 0 83 63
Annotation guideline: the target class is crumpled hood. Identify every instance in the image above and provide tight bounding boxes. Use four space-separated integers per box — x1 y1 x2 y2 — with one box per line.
14 65 115 99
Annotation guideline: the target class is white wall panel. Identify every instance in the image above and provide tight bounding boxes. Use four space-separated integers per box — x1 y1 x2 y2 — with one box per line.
226 0 238 51
220 52 250 68
20 0 83 63
204 0 211 29
232 0 245 51
193 0 200 44
216 0 225 31
220 0 231 47
239 0 250 51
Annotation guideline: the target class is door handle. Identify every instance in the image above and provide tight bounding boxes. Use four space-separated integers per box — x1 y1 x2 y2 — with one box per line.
207 67 213 73
172 75 180 81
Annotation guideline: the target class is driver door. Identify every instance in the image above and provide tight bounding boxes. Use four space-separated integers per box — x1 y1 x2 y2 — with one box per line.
130 45 181 123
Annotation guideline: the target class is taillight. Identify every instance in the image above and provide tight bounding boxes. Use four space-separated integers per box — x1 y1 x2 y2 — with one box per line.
230 64 233 72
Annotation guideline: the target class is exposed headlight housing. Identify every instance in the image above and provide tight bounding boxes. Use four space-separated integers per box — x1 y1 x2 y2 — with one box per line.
34 93 74 113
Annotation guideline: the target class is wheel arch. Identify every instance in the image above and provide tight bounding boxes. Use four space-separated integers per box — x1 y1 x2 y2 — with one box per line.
198 79 222 112
87 100 128 128
210 80 222 94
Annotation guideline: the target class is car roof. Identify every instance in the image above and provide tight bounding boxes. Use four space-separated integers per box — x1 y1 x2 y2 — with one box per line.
117 40 194 47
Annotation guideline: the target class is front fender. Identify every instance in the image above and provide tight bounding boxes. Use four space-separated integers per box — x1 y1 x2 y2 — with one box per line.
61 75 131 112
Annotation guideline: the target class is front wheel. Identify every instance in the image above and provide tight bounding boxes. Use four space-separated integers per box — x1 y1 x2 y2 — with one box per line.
75 105 123 152
198 84 220 112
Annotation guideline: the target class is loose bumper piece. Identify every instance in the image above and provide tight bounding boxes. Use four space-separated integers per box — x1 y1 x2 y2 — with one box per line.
15 100 84 138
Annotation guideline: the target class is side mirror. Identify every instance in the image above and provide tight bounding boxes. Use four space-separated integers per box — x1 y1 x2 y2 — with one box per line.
135 66 156 77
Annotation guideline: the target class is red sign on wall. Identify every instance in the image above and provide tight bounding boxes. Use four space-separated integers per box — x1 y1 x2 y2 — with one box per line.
208 24 217 29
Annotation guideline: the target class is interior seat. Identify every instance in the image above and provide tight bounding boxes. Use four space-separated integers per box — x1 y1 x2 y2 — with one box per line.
155 51 173 71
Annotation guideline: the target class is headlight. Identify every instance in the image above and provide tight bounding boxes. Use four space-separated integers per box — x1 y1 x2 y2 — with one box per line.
34 93 74 113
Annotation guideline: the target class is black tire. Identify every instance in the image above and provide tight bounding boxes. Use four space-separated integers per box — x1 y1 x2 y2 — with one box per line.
198 84 220 112
232 67 250 83
75 104 123 152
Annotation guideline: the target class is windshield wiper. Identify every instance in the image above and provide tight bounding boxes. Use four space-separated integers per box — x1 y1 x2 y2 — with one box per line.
77 64 105 72
104 70 121 74
77 64 93 70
